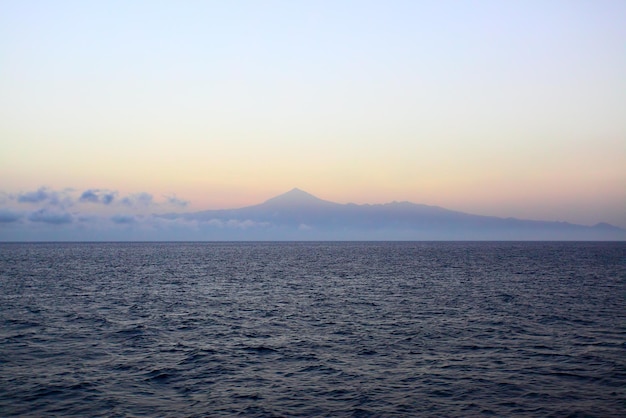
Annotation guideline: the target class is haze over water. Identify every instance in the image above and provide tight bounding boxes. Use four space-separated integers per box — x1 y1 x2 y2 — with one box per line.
1 242 624 416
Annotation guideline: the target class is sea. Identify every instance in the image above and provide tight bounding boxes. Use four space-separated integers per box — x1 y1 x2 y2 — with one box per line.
0 242 624 417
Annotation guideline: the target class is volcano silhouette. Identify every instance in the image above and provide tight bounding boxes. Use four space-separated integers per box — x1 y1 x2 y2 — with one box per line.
160 188 625 240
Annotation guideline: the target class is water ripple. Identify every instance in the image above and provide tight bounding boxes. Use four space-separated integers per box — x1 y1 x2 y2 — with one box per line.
0 241 624 416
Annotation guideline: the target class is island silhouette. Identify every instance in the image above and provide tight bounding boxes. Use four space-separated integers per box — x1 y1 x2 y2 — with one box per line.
160 188 625 240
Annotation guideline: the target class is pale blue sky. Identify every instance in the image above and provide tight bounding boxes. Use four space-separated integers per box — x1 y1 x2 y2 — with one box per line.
1 0 625 238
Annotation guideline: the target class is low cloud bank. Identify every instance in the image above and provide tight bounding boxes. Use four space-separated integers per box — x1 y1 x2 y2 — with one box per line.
3 186 186 211
0 186 277 240
0 209 22 223
28 209 73 225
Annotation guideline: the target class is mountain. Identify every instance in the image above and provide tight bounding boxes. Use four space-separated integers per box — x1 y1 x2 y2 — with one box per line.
258 187 338 209
161 188 625 240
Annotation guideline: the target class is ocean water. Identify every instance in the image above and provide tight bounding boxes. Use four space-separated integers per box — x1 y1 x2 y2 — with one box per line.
0 242 624 417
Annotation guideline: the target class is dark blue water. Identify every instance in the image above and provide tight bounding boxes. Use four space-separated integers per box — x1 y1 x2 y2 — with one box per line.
1 242 624 417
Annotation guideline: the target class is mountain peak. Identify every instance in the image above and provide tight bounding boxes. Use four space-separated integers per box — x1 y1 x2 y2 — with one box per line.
261 188 336 208
286 187 309 195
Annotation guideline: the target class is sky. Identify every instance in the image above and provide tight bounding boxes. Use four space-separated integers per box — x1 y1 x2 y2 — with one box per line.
1 0 625 239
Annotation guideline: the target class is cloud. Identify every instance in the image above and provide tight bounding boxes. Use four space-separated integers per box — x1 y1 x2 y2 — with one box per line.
164 195 189 207
226 219 269 229
5 187 191 213
79 189 117 205
18 187 50 203
0 209 22 223
79 190 99 203
111 214 136 224
101 193 115 205
121 192 153 207
16 187 74 208
28 209 73 225
200 218 270 229
0 186 195 238
0 192 12 204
